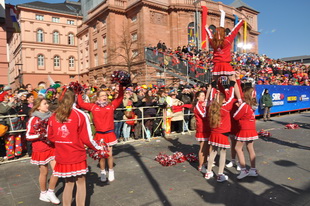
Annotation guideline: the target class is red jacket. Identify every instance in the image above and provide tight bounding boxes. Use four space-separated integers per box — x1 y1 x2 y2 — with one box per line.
206 20 244 63
210 85 235 134
26 116 54 153
233 102 256 130
77 87 124 132
47 107 101 164
194 101 210 134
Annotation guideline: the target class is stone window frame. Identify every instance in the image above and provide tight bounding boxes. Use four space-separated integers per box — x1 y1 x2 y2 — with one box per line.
53 30 60 44
54 55 60 67
68 33 75 45
37 29 44 42
37 54 44 67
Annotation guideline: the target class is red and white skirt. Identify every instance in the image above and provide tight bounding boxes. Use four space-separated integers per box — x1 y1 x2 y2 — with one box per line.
53 160 88 178
208 132 230 148
195 132 209 142
212 62 235 76
94 132 117 146
235 130 258 141
30 148 55 165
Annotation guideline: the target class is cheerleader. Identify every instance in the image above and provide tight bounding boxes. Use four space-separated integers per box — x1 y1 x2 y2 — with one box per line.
26 98 60 204
193 91 210 173
205 80 235 182
233 87 259 179
205 20 244 102
48 88 102 206
77 84 124 182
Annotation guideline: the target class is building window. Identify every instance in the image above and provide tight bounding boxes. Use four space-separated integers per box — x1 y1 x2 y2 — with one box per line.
225 28 231 36
101 18 106 25
67 20 74 25
131 32 137 41
54 56 60 67
103 51 107 64
69 56 74 68
132 50 138 58
53 31 59 44
103 35 107 46
93 24 97 33
131 15 137 22
36 14 44 21
38 54 44 66
94 40 97 49
52 17 60 23
94 54 98 66
68 33 74 45
37 29 44 42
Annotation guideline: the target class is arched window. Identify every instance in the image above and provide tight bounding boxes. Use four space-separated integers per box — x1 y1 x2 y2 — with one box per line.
53 31 59 44
225 28 231 36
54 55 60 67
37 29 44 42
188 22 195 46
68 33 74 45
69 56 74 67
38 54 44 66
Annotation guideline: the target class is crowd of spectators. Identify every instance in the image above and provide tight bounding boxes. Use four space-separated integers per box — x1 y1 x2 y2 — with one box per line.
150 41 310 86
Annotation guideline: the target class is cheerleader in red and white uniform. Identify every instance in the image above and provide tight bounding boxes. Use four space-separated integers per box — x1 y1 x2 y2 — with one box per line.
26 98 60 204
77 84 124 182
205 20 244 101
233 87 259 179
193 91 210 173
205 80 235 182
48 88 102 206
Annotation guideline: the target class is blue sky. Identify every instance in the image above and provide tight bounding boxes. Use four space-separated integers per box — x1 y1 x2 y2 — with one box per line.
6 0 310 59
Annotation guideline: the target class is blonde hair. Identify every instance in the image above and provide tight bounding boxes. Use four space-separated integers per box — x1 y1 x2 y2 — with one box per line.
243 87 257 108
55 89 75 123
208 92 225 128
30 98 46 115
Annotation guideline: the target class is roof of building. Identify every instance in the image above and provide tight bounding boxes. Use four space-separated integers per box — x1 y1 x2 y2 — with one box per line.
230 0 259 13
281 55 310 62
18 1 82 16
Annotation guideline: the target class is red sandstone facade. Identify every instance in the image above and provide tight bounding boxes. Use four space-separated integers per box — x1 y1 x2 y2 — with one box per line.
78 0 259 86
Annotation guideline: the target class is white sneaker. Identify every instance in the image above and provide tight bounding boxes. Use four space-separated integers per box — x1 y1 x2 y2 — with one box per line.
46 191 60 204
236 162 241 171
39 192 50 203
108 170 115 182
226 161 234 168
237 170 249 179
248 169 258 177
100 172 107 182
204 171 214 180
217 174 229 182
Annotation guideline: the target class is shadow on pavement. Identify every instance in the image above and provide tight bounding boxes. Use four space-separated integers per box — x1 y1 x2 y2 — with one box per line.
259 135 310 151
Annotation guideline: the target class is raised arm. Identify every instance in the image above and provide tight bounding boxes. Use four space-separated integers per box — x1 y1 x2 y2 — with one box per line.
77 94 95 111
112 86 124 108
226 20 244 43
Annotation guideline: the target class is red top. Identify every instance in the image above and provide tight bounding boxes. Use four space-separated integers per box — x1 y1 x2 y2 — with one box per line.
194 101 210 134
47 107 101 164
233 102 256 130
77 87 124 132
26 116 54 152
210 85 235 134
206 20 244 63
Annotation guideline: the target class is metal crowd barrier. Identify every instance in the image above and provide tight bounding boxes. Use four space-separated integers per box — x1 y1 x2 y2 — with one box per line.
1 106 194 140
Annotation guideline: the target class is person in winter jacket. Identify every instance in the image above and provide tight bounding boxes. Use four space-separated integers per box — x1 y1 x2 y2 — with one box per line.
261 89 273 121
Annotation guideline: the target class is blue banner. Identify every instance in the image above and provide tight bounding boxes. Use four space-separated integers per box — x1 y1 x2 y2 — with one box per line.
255 85 310 116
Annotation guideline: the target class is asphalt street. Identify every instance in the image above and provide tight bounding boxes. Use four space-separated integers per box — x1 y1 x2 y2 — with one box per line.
0 112 310 206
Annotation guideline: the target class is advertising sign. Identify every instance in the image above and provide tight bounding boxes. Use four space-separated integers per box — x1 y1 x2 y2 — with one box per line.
255 85 310 116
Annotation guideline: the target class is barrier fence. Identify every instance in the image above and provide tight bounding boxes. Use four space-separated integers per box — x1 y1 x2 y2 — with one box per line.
0 106 194 140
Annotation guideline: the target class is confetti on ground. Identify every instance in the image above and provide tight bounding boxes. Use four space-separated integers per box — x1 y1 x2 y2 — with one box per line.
18 201 23 204
129 190 134 194
288 177 294 180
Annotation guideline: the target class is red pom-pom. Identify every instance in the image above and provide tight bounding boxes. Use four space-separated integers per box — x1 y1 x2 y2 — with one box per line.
69 81 84 95
258 129 272 137
285 124 299 129
111 70 131 86
87 140 109 160
155 152 197 166
33 119 51 144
